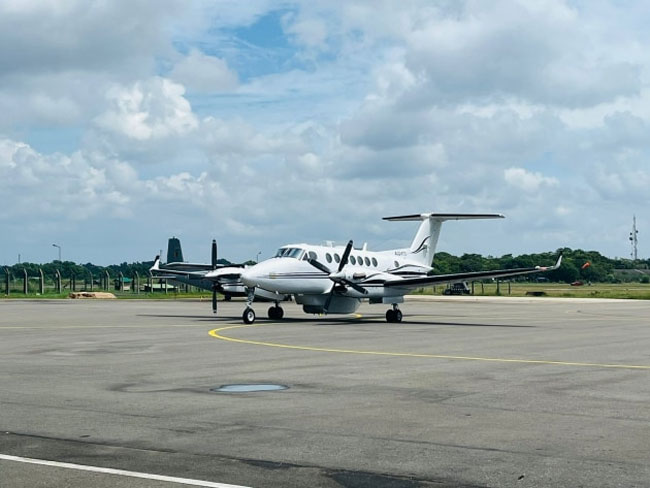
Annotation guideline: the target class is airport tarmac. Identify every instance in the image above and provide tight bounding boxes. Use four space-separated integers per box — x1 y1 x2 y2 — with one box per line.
1 297 649 488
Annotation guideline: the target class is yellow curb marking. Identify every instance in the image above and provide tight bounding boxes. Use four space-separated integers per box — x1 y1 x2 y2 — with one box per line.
209 323 650 370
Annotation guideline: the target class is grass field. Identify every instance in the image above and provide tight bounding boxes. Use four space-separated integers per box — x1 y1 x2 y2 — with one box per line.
3 282 650 300
0 290 213 300
415 282 650 300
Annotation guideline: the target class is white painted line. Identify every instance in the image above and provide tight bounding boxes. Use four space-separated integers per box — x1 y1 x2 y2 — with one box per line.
0 454 252 488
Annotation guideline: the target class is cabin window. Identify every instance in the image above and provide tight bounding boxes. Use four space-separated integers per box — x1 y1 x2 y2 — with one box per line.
372 257 378 267
277 248 305 259
308 251 318 260
364 257 370 266
334 253 340 263
326 253 332 263
350 256 356 265
286 248 304 259
394 261 399 268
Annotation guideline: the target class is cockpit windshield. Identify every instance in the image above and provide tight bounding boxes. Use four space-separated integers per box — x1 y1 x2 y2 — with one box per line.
274 247 305 259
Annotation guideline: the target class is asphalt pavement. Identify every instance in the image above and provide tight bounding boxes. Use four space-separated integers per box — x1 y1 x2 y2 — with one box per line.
1 297 649 487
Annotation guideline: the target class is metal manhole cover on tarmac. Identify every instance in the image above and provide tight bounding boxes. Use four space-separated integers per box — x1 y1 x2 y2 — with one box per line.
211 384 289 393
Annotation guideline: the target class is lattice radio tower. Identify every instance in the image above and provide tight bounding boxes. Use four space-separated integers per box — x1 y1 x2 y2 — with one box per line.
629 215 639 260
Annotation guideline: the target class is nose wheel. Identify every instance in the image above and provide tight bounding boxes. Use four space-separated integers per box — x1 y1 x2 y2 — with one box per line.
386 307 402 323
243 307 256 324
242 287 257 324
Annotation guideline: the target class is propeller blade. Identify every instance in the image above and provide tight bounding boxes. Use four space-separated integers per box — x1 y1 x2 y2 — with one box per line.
323 288 335 313
342 279 368 295
211 240 217 270
313 240 365 312
307 258 330 274
339 240 353 272
212 285 218 314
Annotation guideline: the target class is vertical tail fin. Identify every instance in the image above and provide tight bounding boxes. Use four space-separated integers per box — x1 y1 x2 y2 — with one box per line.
383 213 505 266
166 237 184 263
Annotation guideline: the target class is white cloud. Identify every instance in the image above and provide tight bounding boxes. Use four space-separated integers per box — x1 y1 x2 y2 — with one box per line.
504 167 559 192
94 78 198 141
170 49 238 93
283 14 328 49
3 1 650 264
0 0 180 77
0 138 135 221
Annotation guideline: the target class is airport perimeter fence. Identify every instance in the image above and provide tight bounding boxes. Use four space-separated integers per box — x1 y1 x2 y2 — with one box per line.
3 265 518 297
1 267 198 296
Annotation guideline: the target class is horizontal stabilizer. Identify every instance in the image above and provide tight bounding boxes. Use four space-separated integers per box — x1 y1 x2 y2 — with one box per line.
383 213 505 222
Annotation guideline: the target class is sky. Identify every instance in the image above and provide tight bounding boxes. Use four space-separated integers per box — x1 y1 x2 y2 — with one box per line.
1 0 648 266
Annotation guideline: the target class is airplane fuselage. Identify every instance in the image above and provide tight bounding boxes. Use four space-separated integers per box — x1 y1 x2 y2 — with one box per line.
150 213 561 324
241 243 430 306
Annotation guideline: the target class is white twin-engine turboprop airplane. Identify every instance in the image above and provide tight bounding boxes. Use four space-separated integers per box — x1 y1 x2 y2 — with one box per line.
151 213 561 324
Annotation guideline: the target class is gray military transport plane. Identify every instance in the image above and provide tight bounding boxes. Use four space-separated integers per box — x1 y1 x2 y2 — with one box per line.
151 213 561 324
155 237 242 296
151 237 287 315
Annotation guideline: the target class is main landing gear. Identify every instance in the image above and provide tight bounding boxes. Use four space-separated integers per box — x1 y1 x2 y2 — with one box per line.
385 304 402 323
268 304 284 320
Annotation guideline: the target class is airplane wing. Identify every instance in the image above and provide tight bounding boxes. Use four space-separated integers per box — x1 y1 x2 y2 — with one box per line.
162 262 214 272
151 256 200 278
383 255 562 290
163 262 246 272
151 256 244 281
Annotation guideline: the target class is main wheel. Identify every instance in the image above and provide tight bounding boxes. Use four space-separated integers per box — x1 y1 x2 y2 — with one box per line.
394 309 403 323
243 307 256 324
268 306 276 319
224 295 232 301
268 306 285 320
386 309 396 323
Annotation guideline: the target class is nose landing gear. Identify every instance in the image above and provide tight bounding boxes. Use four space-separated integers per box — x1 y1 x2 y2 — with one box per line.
242 287 256 324
242 307 256 324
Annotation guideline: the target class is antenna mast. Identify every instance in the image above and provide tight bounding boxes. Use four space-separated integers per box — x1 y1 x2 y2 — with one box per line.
629 215 639 260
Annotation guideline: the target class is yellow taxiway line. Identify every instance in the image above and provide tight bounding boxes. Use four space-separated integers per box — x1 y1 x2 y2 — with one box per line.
209 323 650 371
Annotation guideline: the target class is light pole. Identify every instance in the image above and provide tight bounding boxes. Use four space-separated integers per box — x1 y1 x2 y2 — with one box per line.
52 244 61 262
256 251 261 263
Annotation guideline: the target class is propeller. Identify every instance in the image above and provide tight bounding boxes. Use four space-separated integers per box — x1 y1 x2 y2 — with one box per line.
307 240 368 313
211 240 218 313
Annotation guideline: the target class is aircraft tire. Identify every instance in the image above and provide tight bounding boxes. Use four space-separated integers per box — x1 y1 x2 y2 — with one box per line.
224 295 232 301
394 309 403 322
243 307 256 324
268 306 285 320
386 310 396 323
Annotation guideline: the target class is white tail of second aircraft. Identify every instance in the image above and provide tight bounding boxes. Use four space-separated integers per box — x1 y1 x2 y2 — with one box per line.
383 213 505 267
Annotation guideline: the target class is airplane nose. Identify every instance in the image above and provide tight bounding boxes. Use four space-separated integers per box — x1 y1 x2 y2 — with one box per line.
241 267 260 288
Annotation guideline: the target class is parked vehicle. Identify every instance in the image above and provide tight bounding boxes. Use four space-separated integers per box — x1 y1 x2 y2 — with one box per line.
443 282 471 295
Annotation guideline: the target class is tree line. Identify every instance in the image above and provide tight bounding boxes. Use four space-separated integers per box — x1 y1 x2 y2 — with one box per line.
1 258 246 283
432 248 650 283
2 248 649 284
